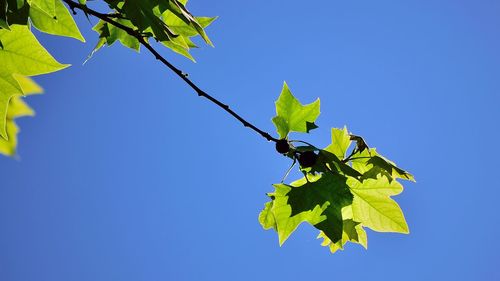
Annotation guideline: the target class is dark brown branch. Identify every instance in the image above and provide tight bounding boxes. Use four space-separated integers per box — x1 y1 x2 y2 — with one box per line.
62 0 278 143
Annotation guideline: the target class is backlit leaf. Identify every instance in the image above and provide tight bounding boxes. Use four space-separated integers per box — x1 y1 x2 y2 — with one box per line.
272 82 320 139
30 0 85 42
0 25 68 138
260 173 353 245
28 0 56 17
351 148 415 182
324 127 351 159
347 176 409 233
0 75 42 156
317 217 367 253
92 18 140 51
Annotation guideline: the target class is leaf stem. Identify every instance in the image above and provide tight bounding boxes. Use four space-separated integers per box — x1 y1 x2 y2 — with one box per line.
62 0 278 143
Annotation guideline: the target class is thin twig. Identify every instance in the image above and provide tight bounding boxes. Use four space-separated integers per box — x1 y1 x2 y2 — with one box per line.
62 0 278 143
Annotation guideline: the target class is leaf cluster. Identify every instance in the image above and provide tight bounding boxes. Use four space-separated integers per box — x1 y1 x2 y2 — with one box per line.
260 83 415 253
0 0 214 156
91 0 215 61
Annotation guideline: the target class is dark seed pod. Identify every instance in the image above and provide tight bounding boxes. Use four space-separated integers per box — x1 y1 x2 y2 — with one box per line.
275 139 290 154
298 151 318 168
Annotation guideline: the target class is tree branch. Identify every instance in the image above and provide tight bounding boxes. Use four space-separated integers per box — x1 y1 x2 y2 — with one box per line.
62 0 278 143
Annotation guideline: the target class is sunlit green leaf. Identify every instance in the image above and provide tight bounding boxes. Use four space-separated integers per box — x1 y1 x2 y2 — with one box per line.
105 0 178 42
324 127 351 159
261 173 353 245
258 201 276 230
351 148 415 182
0 116 19 156
0 25 68 138
272 82 320 139
92 18 139 51
347 175 409 233
28 0 56 17
0 75 42 156
309 149 362 179
30 0 85 42
159 0 213 46
89 0 214 61
164 16 216 37
263 184 327 245
162 38 195 61
317 216 367 253
161 15 216 61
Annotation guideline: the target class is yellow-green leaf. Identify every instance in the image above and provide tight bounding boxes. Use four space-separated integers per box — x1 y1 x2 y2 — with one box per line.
260 173 353 246
0 25 68 138
0 76 42 156
0 118 19 156
317 218 367 254
272 82 320 139
30 0 85 42
28 0 56 17
351 148 415 182
348 176 409 233
324 127 351 159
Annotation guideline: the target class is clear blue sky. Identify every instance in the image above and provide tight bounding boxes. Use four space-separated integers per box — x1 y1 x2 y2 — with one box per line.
1 0 499 280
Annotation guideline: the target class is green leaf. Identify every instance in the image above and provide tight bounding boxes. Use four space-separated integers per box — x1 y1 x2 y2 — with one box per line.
0 19 9 30
0 25 69 75
28 0 56 17
87 18 140 63
0 75 42 157
351 148 415 182
162 38 195 61
161 15 216 61
258 201 276 230
14 0 25 9
0 73 23 139
30 0 85 42
324 127 351 159
263 123 413 253
0 115 19 156
272 82 320 139
160 0 213 46
317 217 367 253
78 0 86 4
14 75 43 97
94 0 214 61
368 155 415 182
105 0 178 42
260 173 353 245
314 149 362 179
262 184 327 246
6 93 35 120
92 18 140 51
347 175 409 233
164 16 216 37
0 25 68 139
